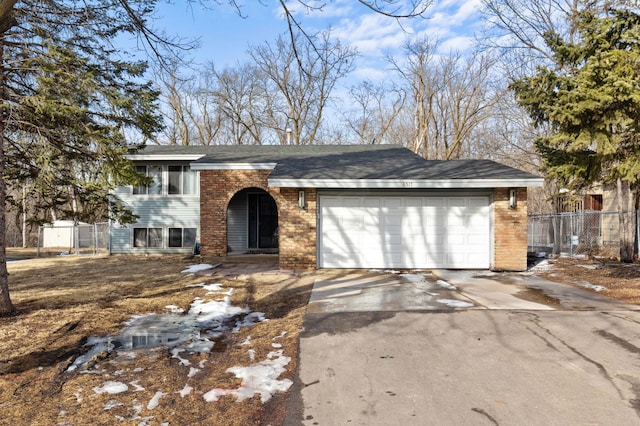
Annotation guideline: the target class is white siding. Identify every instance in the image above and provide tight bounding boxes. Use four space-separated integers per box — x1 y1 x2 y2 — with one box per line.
110 164 200 254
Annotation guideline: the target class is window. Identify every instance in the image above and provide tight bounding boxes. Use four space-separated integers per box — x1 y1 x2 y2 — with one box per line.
168 166 197 195
168 228 197 248
133 228 162 248
133 165 162 195
585 194 603 211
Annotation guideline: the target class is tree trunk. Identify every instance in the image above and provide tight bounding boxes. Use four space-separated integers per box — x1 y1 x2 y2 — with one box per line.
0 37 16 315
616 178 635 263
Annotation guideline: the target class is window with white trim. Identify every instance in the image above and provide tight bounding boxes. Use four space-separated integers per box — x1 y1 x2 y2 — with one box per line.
133 228 162 248
168 166 197 195
168 228 197 248
133 165 162 195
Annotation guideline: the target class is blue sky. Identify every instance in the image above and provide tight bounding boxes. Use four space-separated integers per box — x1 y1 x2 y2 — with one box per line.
153 0 485 80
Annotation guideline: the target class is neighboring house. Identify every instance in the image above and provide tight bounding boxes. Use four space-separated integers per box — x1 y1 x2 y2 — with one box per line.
111 144 543 271
551 184 621 250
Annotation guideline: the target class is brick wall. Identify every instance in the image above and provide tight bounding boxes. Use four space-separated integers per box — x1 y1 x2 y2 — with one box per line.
493 187 528 271
199 169 316 270
277 188 317 270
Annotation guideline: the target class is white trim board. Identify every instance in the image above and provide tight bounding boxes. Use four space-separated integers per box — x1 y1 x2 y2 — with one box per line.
126 154 206 161
268 178 544 189
190 162 277 171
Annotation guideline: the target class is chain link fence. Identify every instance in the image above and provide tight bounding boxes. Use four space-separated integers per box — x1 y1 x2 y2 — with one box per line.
528 211 638 257
36 222 110 256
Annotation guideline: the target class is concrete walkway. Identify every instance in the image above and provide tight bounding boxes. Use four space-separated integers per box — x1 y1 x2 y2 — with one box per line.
285 270 640 425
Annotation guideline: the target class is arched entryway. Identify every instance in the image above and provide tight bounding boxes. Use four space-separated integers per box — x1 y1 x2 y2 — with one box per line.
227 188 278 253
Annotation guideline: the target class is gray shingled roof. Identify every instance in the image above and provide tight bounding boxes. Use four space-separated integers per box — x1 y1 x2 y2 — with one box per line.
133 144 541 182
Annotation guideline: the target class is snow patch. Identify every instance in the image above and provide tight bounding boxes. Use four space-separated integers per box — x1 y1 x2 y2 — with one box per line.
577 281 607 292
528 259 554 273
129 380 146 392
437 299 474 308
178 385 193 398
181 264 215 274
103 400 124 410
436 280 457 290
93 381 128 395
147 391 166 410
187 282 224 293
165 305 184 314
203 350 293 403
399 273 427 283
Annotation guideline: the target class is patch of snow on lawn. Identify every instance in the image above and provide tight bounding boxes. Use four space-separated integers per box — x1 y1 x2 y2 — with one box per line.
103 400 123 410
190 296 248 325
234 312 267 331
171 348 191 366
578 281 607 292
187 282 224 293
437 299 474 308
93 381 128 395
203 350 293 403
178 385 193 398
147 391 166 410
129 380 145 392
67 337 113 372
165 305 184 314
436 280 456 290
181 264 215 274
527 259 554 273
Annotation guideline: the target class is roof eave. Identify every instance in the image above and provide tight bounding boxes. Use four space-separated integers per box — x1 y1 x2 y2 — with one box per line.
267 178 545 189
190 162 278 170
126 154 206 161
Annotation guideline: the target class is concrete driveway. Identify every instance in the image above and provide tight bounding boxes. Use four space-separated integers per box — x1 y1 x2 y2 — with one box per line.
285 270 640 425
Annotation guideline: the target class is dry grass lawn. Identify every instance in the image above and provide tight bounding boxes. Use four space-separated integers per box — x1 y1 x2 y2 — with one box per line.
1 251 316 425
537 256 640 304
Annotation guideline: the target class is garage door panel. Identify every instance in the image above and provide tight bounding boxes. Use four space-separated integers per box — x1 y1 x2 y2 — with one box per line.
320 195 490 269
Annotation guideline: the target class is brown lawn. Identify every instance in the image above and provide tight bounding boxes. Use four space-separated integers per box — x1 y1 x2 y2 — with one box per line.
0 251 316 425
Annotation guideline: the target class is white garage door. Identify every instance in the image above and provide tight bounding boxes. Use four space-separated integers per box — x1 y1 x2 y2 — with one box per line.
318 195 491 269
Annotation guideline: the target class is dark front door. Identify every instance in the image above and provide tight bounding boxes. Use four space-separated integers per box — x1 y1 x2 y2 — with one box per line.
248 193 278 249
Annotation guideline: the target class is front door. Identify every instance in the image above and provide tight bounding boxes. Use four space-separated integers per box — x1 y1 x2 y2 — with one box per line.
248 193 278 249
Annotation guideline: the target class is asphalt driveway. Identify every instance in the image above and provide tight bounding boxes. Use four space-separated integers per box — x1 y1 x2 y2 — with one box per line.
285 270 640 425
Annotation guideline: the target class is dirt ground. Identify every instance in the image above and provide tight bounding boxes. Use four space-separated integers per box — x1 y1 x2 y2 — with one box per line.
1 250 639 425
533 256 640 304
1 251 318 425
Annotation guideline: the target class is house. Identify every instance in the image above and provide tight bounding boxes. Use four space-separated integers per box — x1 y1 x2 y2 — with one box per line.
111 144 543 271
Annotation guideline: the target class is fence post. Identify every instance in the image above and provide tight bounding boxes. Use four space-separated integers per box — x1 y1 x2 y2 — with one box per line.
36 226 41 257
74 225 79 255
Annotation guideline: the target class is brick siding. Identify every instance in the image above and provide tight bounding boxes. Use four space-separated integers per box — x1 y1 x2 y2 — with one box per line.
493 187 528 271
199 170 316 270
200 169 527 271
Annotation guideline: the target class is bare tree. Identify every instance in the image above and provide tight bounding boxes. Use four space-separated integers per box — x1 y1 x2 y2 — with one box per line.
209 63 267 145
250 32 357 145
154 61 195 145
344 80 406 145
390 38 495 159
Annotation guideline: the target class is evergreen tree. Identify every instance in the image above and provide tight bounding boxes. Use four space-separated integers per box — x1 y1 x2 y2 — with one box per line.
0 1 165 315
511 8 640 262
